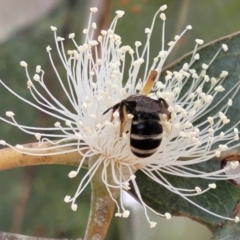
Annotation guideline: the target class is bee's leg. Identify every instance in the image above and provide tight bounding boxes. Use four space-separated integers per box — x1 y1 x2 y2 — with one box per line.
102 103 120 122
158 97 171 119
158 97 169 109
119 103 127 137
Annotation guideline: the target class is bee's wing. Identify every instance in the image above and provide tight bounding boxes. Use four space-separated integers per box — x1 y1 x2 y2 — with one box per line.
135 96 170 116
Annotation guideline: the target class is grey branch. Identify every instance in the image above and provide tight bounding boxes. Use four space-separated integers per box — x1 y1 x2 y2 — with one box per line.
0 232 83 240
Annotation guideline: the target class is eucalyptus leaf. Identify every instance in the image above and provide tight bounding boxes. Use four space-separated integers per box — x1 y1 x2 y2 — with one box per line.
130 31 240 239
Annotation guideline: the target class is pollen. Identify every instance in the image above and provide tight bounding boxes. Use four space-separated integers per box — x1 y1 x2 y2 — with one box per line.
214 85 225 92
68 33 75 39
20 61 27 67
215 150 221 157
202 63 208 69
195 187 202 193
160 5 167 11
220 71 228 77
33 74 40 81
16 144 23 149
145 28 151 34
90 7 98 13
195 39 204 45
0 140 6 145
219 144 228 151
219 132 225 138
165 213 171 220
116 10 125 18
65 120 72 126
64 195 71 203
230 161 239 169
71 204 78 211
127 114 134 119
54 122 60 127
150 222 157 228
6 111 15 117
234 135 239 141
208 183 216 189
222 44 228 51
130 175 136 180
160 13 166 21
115 213 122 217
207 117 214 125
35 133 41 140
122 210 130 218
68 171 78 178
46 46 52 52
50 26 57 31
36 65 41 73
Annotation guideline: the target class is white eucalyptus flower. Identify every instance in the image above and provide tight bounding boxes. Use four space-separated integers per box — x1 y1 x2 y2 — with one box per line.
0 5 240 227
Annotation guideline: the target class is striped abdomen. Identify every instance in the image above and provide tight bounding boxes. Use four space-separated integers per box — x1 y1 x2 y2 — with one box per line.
130 111 163 158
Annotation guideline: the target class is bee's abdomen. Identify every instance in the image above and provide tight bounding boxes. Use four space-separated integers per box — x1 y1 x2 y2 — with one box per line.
130 112 162 158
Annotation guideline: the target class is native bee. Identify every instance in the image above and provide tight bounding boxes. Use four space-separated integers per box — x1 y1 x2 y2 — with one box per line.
103 94 171 158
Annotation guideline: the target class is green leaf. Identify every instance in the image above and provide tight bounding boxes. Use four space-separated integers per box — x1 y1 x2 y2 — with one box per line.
130 31 240 239
161 31 240 125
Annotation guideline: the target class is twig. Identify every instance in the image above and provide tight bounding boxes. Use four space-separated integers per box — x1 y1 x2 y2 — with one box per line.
0 142 85 171
84 155 120 240
0 231 83 240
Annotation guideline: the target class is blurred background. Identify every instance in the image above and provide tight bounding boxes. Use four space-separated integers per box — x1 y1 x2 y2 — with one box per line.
0 0 240 239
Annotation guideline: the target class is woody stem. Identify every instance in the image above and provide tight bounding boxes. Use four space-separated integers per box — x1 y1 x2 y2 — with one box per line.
84 155 120 240
0 142 84 171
